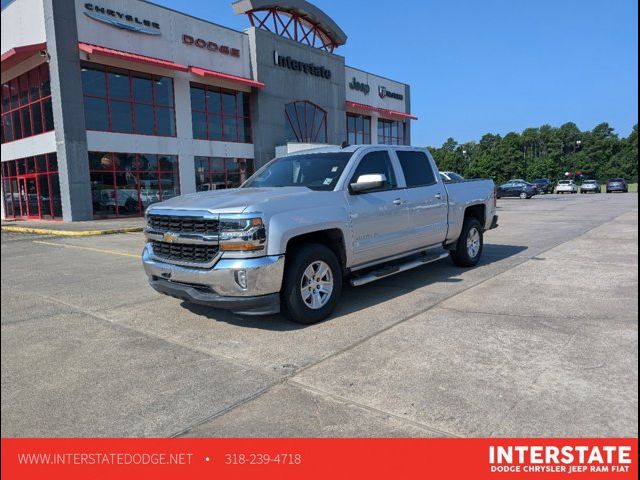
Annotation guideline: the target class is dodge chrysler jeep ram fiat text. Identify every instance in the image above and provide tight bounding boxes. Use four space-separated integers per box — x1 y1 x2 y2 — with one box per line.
142 146 498 324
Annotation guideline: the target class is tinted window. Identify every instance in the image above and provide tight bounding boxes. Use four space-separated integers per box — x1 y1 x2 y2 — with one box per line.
396 150 436 187
350 150 397 190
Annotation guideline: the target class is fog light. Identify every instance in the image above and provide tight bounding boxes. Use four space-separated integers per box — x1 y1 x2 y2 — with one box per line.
235 270 248 290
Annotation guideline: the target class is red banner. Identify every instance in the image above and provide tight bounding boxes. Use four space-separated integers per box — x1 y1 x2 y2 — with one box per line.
1 438 637 480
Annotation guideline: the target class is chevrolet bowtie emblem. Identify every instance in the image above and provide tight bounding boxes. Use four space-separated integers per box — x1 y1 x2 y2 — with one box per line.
163 233 178 243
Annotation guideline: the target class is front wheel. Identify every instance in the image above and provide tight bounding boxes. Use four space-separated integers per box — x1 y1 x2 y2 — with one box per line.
450 217 483 267
281 244 342 324
519 192 528 199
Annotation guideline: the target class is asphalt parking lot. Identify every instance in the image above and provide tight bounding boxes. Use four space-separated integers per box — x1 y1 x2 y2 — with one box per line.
1 193 638 438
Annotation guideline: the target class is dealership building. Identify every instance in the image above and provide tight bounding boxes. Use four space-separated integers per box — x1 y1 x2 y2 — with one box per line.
1 0 416 221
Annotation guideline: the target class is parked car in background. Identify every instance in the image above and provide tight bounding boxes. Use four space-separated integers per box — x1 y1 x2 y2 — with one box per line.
606 178 628 193
532 178 554 194
555 180 578 194
579 180 601 194
496 180 538 199
440 171 466 183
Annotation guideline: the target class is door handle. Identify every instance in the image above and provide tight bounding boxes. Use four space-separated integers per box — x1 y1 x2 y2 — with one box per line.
435 193 442 199
393 198 403 206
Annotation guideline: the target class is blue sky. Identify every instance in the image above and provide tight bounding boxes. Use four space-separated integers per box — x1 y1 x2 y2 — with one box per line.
153 0 638 146
3 0 638 146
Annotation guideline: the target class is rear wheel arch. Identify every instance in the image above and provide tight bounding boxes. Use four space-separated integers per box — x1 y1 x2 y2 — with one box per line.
463 204 486 229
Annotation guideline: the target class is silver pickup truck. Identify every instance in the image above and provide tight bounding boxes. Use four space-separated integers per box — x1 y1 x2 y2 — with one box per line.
142 145 498 324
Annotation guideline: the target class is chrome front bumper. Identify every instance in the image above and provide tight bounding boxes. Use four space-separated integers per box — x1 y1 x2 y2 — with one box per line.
142 243 284 314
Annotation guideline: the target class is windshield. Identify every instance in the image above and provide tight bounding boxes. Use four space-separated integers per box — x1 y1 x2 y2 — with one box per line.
583 180 597 184
559 180 571 184
243 152 353 191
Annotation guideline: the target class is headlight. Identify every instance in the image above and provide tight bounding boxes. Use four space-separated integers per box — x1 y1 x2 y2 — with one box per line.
219 216 266 252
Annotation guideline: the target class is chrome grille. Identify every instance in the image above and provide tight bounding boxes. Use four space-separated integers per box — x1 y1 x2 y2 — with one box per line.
147 214 219 235
152 241 219 264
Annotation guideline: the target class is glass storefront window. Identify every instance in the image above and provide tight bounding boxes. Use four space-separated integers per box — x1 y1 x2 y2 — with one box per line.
378 119 407 145
1 153 60 219
81 63 176 137
89 152 179 218
1 64 54 144
285 101 327 143
347 113 371 145
194 157 253 191
190 83 252 143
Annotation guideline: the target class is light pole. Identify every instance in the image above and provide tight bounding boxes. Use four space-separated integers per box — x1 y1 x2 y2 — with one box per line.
572 140 582 180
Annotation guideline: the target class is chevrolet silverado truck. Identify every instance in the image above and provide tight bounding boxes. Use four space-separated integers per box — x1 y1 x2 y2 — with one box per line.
142 145 498 324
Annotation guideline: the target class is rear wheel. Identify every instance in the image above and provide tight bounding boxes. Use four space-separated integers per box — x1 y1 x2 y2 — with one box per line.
281 243 342 324
450 217 483 267
519 192 528 199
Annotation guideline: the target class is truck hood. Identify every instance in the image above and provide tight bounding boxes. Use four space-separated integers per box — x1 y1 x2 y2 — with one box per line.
147 187 319 214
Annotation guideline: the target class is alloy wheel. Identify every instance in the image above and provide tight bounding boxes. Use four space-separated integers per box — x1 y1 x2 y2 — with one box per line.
300 260 334 310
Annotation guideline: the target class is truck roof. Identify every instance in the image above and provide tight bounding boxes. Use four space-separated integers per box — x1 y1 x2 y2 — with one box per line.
280 144 429 157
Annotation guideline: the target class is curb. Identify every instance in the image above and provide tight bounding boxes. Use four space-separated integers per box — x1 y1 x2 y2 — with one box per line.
1 225 143 237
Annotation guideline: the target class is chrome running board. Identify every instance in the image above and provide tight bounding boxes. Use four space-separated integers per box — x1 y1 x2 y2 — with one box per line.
350 252 450 287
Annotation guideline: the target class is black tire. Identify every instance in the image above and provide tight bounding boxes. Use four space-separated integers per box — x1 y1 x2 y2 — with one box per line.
450 217 483 268
281 243 343 324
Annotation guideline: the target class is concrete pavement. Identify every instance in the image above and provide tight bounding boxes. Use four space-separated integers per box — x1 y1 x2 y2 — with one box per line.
1 193 637 437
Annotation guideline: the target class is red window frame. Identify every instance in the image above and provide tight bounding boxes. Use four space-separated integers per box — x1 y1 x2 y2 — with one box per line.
194 157 254 191
89 152 180 219
2 153 61 220
190 83 252 143
81 63 177 137
378 119 407 145
1 64 53 144
285 100 328 143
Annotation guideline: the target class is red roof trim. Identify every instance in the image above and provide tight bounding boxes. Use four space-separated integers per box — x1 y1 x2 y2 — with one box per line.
78 43 189 72
189 66 265 89
1 42 47 71
346 101 418 120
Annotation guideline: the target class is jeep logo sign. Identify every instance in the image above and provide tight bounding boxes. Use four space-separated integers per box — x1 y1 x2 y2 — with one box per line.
348 77 370 95
378 86 404 101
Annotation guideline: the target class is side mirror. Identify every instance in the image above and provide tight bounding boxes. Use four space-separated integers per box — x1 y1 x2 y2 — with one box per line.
350 174 387 194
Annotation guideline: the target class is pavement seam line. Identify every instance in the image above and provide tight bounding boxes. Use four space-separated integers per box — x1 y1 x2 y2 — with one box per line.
286 379 462 437
32 240 140 258
169 383 281 438
436 306 637 322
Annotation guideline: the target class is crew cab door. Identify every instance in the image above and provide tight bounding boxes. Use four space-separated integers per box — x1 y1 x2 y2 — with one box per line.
345 149 410 266
393 149 449 250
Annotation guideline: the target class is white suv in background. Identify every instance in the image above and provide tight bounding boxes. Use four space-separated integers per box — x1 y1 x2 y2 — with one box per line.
555 180 578 194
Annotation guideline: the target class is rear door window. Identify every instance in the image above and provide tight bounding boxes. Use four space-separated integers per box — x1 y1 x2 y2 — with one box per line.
396 150 437 188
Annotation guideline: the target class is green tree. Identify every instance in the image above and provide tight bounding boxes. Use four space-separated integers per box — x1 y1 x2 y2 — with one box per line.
427 122 638 184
